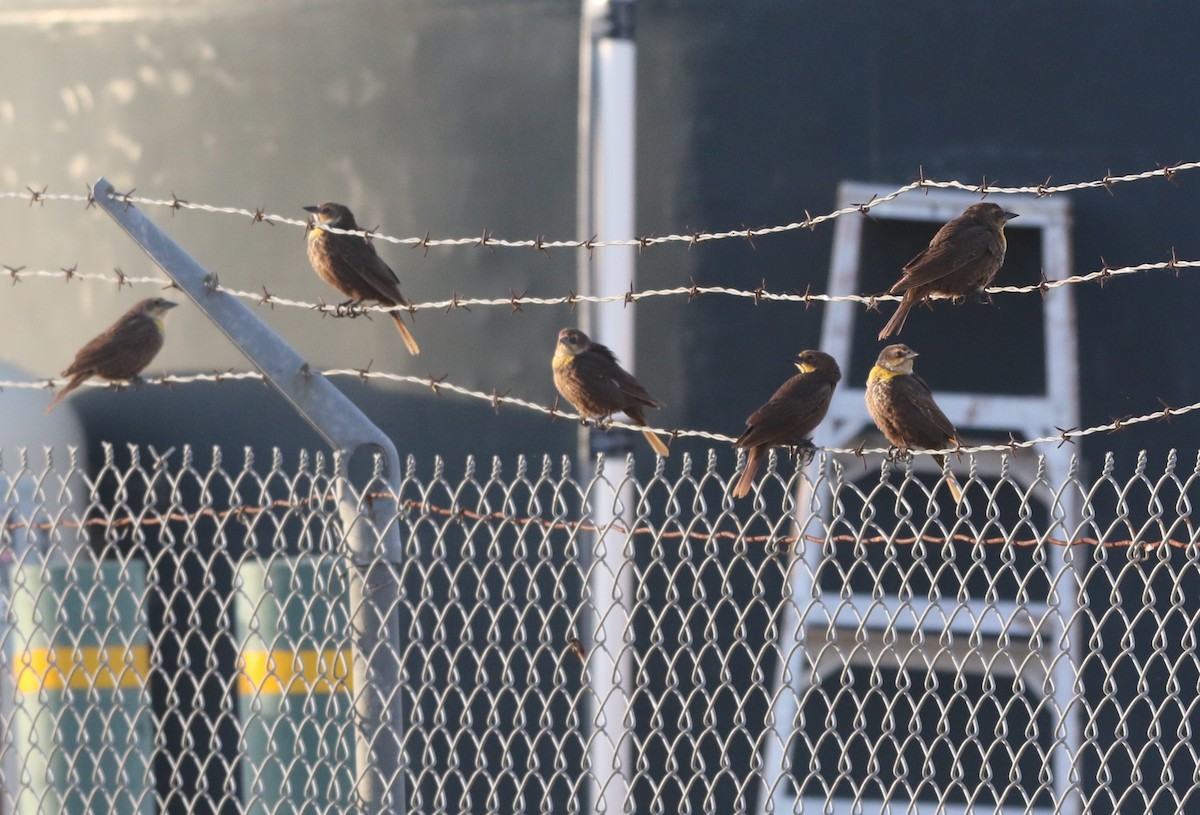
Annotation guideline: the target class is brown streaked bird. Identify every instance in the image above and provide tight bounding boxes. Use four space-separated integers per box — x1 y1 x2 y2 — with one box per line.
866 343 963 502
732 349 840 500
878 202 1018 340
303 201 420 355
552 327 670 457
46 297 177 414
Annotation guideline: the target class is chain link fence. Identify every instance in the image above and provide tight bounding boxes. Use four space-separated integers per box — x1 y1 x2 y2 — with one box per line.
0 444 1196 814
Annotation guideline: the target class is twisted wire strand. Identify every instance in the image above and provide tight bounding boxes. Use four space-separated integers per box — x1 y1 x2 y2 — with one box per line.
3 160 1196 250
2 495 1182 550
5 256 1194 313
6 366 1194 456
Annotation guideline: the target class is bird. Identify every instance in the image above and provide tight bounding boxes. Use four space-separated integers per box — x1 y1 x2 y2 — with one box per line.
46 297 177 414
732 349 840 499
866 343 963 502
878 202 1018 340
552 327 670 457
303 201 420 355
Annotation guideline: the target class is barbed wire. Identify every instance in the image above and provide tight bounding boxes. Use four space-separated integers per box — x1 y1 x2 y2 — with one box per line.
4 160 1197 251
4 171 1196 457
4 366 1195 456
0 265 167 289
5 255 1196 315
0 495 1183 552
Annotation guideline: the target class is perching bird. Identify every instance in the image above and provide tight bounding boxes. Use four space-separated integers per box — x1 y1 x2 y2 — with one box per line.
46 297 177 414
552 327 670 457
878 202 1018 340
866 343 963 502
732 349 840 499
303 201 420 355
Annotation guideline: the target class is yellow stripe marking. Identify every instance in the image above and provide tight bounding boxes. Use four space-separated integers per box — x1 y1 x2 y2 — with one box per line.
237 649 354 695
15 646 149 693
868 365 904 383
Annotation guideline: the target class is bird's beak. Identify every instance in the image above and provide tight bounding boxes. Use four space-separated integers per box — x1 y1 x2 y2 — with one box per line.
163 301 179 310
302 205 320 214
1004 212 1019 221
904 349 919 360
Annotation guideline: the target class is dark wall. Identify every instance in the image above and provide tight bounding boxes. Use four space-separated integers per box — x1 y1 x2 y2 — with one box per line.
635 1 1200 469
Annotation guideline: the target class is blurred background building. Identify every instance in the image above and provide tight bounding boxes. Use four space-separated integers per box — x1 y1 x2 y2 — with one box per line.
3 1 1200 465
4 2 1200 814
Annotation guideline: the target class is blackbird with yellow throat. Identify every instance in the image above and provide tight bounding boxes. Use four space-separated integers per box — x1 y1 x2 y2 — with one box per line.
732 349 840 499
866 343 963 502
552 327 670 457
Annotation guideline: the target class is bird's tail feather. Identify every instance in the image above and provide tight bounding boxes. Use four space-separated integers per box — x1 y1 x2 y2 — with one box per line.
642 429 670 457
946 473 964 504
933 453 964 504
391 313 420 355
878 293 913 340
45 374 87 415
733 447 762 499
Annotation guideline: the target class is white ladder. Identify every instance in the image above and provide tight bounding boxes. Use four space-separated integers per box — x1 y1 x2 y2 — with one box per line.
757 183 1082 815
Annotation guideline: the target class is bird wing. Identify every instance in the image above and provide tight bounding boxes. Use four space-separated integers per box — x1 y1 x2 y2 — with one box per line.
328 234 410 306
612 368 660 408
890 220 1000 292
63 314 162 379
908 374 959 442
573 346 660 409
737 375 834 448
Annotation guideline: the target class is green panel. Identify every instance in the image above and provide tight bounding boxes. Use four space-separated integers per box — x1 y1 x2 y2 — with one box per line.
8 558 153 815
235 555 355 815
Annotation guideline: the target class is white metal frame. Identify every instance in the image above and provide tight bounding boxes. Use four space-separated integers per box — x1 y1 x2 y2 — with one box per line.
759 183 1082 815
577 3 640 814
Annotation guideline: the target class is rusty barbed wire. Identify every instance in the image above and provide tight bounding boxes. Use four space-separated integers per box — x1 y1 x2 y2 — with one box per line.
3 366 1196 456
2 494 1189 551
3 160 1198 251
5 255 1196 313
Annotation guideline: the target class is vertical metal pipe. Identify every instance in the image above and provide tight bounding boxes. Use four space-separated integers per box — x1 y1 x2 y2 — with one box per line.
577 3 638 813
339 476 405 815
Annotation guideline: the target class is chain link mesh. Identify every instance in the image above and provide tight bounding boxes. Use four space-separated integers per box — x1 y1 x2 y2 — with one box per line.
0 444 1194 814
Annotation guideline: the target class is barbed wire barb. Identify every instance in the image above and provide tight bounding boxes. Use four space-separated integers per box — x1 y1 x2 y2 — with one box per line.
4 160 1198 251
7 366 1198 456
5 255 1197 314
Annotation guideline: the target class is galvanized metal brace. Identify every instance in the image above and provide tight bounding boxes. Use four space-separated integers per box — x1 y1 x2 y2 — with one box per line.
92 177 407 815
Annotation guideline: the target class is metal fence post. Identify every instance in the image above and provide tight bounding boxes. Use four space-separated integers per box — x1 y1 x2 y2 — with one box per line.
577 3 640 811
92 178 406 814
